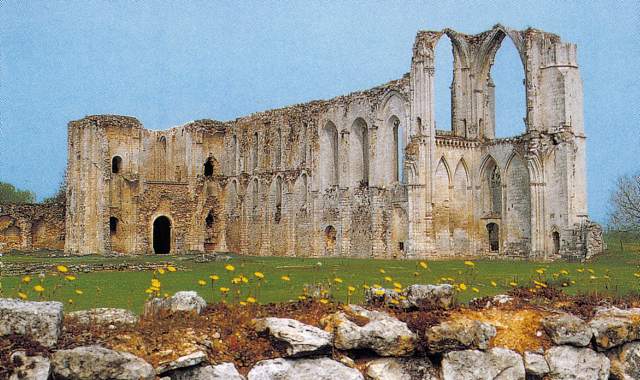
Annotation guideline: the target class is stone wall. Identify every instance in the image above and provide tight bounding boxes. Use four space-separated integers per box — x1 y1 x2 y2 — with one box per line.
0 202 65 253
56 25 602 260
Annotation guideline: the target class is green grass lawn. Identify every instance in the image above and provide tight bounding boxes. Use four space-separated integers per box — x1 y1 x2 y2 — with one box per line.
1 235 639 314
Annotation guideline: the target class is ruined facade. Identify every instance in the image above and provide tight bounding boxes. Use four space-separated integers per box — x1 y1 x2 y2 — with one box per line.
58 25 603 259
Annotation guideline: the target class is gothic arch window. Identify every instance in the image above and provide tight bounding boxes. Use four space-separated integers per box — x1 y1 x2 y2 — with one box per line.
351 118 369 186
204 157 214 177
389 116 404 183
205 210 215 228
252 178 259 208
320 121 339 188
489 165 502 215
434 35 454 132
109 217 119 234
274 176 283 223
111 156 122 174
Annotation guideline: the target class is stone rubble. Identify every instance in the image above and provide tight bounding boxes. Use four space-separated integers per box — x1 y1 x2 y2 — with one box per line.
67 307 139 325
253 317 332 357
1 286 640 380
144 291 207 316
0 298 63 347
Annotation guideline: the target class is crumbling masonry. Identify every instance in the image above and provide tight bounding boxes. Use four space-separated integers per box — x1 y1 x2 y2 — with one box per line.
1 25 604 259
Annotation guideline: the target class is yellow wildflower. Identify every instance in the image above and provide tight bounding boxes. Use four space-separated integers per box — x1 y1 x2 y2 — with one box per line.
413 272 419 277
379 268 386 274
232 277 241 284
459 283 467 291
589 275 597 280
587 268 595 274
464 261 475 267
535 268 545 275
75 289 84 295
334 277 343 284
490 280 497 287
68 299 74 304
242 276 249 284
247 296 257 304
225 264 235 272
166 266 177 272
22 276 31 284
145 288 153 294
384 276 393 282
509 282 518 287
65 275 76 281
151 279 161 288
374 289 386 296
419 261 428 269
280 275 290 281
472 287 480 293
298 295 307 300
319 299 329 304
33 285 45 292
198 280 207 286
577 268 584 273
220 287 230 293
254 272 265 279
390 299 400 305
157 268 165 275
347 286 356 293
209 275 220 281
560 269 569 275
372 283 381 288
18 292 28 300
239 301 247 306
393 282 402 289
56 265 69 273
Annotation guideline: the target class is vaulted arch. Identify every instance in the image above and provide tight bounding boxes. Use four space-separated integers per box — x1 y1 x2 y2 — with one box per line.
349 118 369 187
377 93 408 186
505 152 532 249
433 157 452 253
480 155 502 217
319 121 339 189
452 158 471 252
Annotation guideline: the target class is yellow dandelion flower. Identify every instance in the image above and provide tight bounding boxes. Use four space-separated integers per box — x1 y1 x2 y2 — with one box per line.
209 275 220 281
440 277 448 282
319 299 329 304
151 279 161 288
150 286 160 292
464 261 475 267
472 287 480 293
393 282 402 289
587 268 595 274
166 265 177 272
490 280 497 287
384 276 393 282
242 276 249 284
145 288 153 294
372 283 381 288
280 275 290 281
390 299 400 305
157 268 165 275
247 296 257 304
413 272 420 277
239 301 247 306
509 282 518 287
198 279 207 286
570 280 576 284
254 272 265 279
634 272 640 278
18 292 28 300
535 268 545 275
75 289 84 295
56 265 69 273
164 293 169 298
68 299 74 304
334 277 343 284
22 275 31 284
347 286 356 293
374 289 386 296
419 261 428 269
393 287 402 293
225 264 235 272
560 269 569 275
65 275 76 281
33 285 45 293
379 268 386 274
298 295 307 300
231 277 241 284
577 268 584 273
589 275 597 280
220 287 230 293
458 283 467 291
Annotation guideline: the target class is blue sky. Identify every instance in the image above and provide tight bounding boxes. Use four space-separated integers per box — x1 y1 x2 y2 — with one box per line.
0 0 638 223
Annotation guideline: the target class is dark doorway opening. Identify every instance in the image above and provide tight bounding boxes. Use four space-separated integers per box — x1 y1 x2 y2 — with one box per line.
487 223 500 252
153 216 171 254
205 211 214 228
552 231 560 255
204 158 214 177
112 156 122 174
109 217 118 235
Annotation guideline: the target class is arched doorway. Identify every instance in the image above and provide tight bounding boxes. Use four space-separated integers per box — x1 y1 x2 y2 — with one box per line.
552 231 560 255
153 216 171 254
324 225 337 256
487 223 500 252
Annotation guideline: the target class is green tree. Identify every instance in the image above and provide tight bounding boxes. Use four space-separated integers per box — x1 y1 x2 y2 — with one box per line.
0 182 35 204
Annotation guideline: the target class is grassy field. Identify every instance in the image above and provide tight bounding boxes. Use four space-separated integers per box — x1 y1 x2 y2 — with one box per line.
1 235 639 314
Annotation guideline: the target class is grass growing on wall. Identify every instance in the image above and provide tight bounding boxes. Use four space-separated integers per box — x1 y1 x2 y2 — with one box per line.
1 235 639 314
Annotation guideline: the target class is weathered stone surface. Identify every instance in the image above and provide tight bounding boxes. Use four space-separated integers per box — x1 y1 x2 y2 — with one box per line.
247 357 364 380
144 291 207 316
170 362 245 380
253 317 332 357
156 351 207 375
607 341 640 380
541 313 592 346
51 345 155 380
426 318 496 352
9 351 51 380
544 346 609 380
441 348 525 380
523 351 549 378
589 307 640 350
404 284 455 309
364 287 402 306
365 357 440 380
321 305 417 356
0 298 63 347
67 308 138 325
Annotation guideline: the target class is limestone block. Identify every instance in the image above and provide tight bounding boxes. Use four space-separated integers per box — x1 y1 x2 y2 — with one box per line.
606 341 640 380
9 351 51 380
67 308 138 325
144 291 207 316
541 313 592 346
0 298 63 348
365 357 439 380
589 307 640 350
253 317 332 357
426 318 496 353
248 357 363 380
51 345 155 380
544 346 609 380
441 348 525 380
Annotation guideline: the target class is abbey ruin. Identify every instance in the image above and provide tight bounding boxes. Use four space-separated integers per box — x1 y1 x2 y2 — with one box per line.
0 25 603 260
